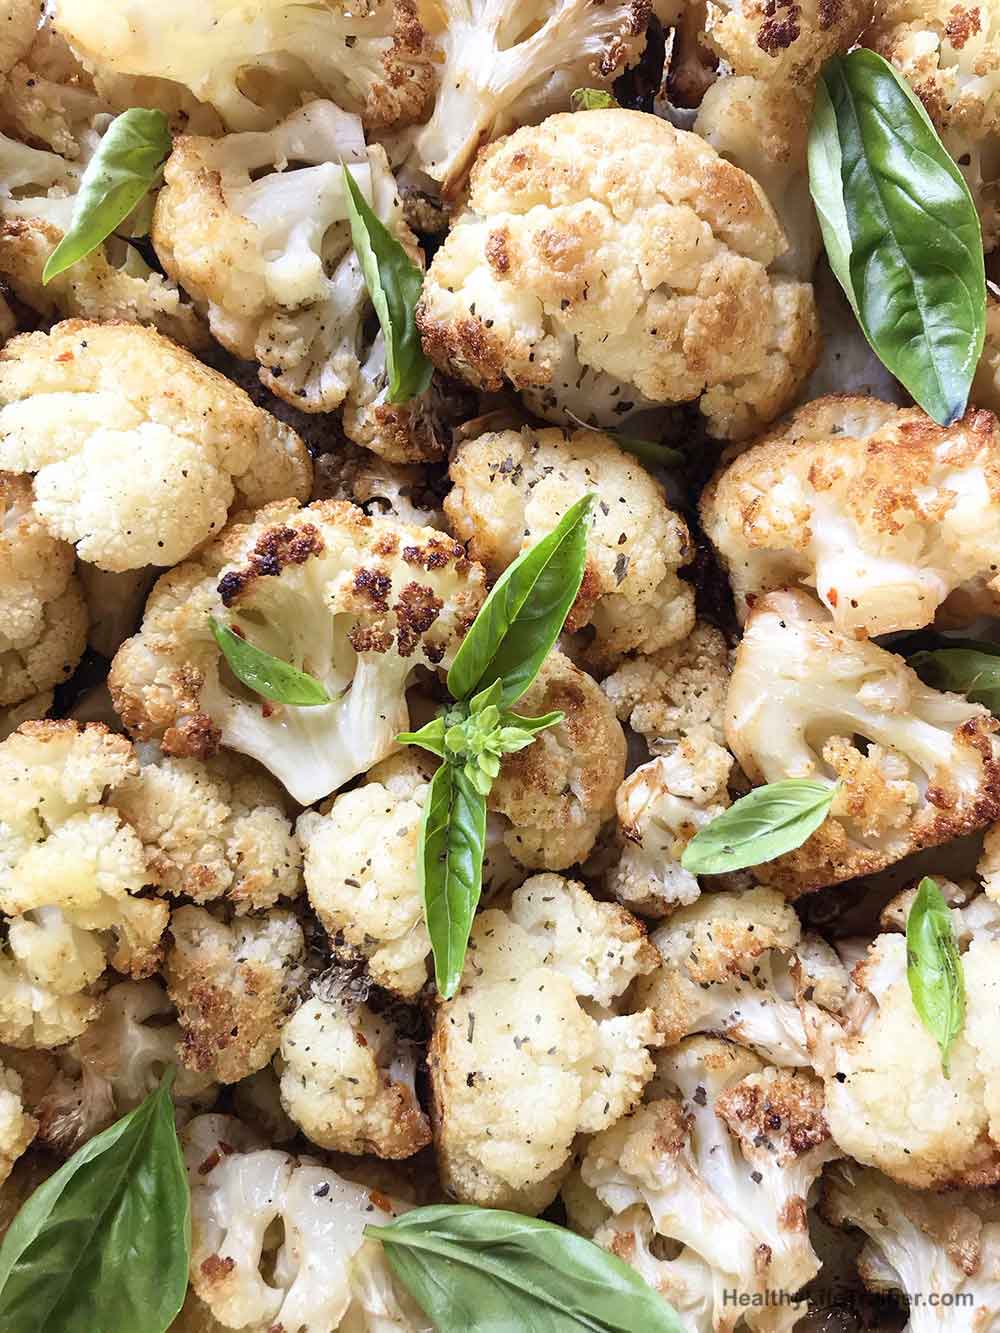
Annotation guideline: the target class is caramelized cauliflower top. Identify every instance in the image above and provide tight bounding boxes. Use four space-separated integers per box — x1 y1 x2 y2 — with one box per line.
701 0 870 85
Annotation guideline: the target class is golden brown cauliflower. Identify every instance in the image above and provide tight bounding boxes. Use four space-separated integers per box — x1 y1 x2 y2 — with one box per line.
702 395 1000 636
445 426 695 667
0 0 39 77
418 109 819 441
698 0 870 85
0 1061 36 1188
0 321 311 571
0 472 87 708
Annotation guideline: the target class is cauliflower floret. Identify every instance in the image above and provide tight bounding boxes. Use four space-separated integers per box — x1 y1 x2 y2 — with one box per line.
429 880 661 1213
0 472 87 708
698 0 870 85
312 444 446 528
592 1208 718 1331
0 1062 35 1187
183 1113 414 1332
418 110 819 442
445 426 694 666
726 589 1000 895
867 0 1000 250
0 0 39 75
0 907 103 1049
974 300 1000 413
278 994 430 1159
109 499 486 804
51 0 432 133
165 905 305 1084
488 649 626 871
609 737 734 916
406 0 647 196
823 1161 1000 1330
0 320 311 571
113 748 302 914
602 621 732 752
636 886 848 1064
702 396 1000 635
297 750 434 999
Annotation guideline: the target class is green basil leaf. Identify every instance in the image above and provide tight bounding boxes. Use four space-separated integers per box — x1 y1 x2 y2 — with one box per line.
448 494 594 707
397 714 447 757
209 617 331 706
909 642 1000 716
808 49 986 426
570 88 619 111
681 779 838 875
495 709 564 752
42 108 171 284
613 435 684 468
906 876 966 1075
342 164 433 404
420 761 488 999
0 1071 189 1333
368 1205 683 1332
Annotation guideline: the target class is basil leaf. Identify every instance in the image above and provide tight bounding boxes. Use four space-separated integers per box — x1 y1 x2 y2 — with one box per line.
571 88 619 111
909 642 1000 716
43 108 171 284
907 876 966 1075
0 1072 189 1333
368 1205 683 1332
613 435 684 468
495 709 564 752
808 50 986 426
209 617 331 706
342 164 433 405
448 494 593 707
681 779 838 875
397 714 447 757
420 761 487 999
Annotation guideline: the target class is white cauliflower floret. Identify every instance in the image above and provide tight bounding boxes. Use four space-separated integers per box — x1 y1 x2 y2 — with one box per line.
488 649 627 870
297 750 435 999
445 426 694 666
636 886 848 1064
602 621 732 752
702 396 1000 635
184 1113 414 1332
823 1161 1000 1331
429 880 661 1213
591 1208 718 1331
726 589 1000 895
51 0 433 133
278 994 430 1159
0 1062 35 1188
698 0 870 85
113 748 302 914
406 0 648 196
609 737 734 916
0 471 87 708
165 905 305 1085
108 499 486 804
0 0 39 75
0 320 311 571
418 110 819 442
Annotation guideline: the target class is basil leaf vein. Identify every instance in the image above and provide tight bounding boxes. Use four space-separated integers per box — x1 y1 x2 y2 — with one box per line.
906 875 966 1075
209 617 331 706
681 779 838 875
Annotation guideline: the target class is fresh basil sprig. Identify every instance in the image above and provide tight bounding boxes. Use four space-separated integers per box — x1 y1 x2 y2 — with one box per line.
343 165 434 404
909 639 1000 716
681 779 839 875
808 49 986 426
0 1072 189 1333
43 108 172 284
209 616 331 706
906 876 966 1076
570 88 619 111
368 1205 683 1332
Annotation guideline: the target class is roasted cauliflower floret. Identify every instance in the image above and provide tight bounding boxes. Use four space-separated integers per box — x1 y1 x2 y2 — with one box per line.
0 320 311 572
703 396 1000 635
109 499 485 805
430 879 661 1213
0 1062 35 1188
609 737 734 916
488 649 626 871
165 905 305 1085
700 0 870 85
726 589 1000 895
183 1113 414 1332
0 0 39 76
297 750 435 999
445 426 694 666
635 886 848 1063
113 749 302 914
278 994 430 1159
418 110 819 441
0 472 87 708
312 443 446 528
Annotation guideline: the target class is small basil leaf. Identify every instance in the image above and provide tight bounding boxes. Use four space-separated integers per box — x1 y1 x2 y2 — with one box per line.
397 714 447 758
342 164 433 404
448 494 594 707
43 108 171 284
681 779 838 875
0 1072 189 1333
909 643 1000 716
808 50 986 426
570 88 619 111
368 1205 683 1332
613 435 684 468
496 709 564 752
419 761 488 999
209 617 331 706
906 876 966 1075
